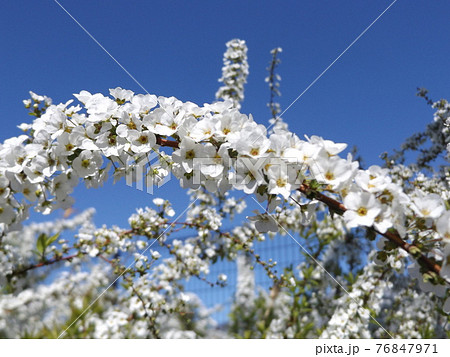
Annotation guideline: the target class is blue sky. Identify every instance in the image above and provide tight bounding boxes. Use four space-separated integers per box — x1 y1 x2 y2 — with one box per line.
1 0 450 228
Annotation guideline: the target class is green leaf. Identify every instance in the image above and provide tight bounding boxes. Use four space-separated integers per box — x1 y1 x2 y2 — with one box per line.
36 232 60 257
46 232 60 247
36 233 47 255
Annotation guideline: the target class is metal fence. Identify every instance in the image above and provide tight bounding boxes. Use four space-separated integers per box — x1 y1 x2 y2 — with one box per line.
182 234 303 325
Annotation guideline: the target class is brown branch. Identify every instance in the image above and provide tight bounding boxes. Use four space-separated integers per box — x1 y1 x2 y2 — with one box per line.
10 253 83 277
156 136 179 148
11 251 117 278
297 183 443 278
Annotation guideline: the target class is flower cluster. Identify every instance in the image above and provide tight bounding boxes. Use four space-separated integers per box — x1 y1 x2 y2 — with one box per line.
2 38 449 339
266 47 285 132
0 193 237 338
0 84 449 302
215 39 249 109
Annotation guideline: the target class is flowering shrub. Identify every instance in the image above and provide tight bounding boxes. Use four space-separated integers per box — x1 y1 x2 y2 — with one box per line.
0 40 449 338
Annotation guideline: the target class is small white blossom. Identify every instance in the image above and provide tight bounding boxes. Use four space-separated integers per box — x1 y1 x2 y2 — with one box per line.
343 192 382 228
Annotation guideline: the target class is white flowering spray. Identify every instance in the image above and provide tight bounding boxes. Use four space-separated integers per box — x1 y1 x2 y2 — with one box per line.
0 40 449 338
216 39 249 110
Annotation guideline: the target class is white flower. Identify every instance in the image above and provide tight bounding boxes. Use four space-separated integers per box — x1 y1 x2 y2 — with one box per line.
95 131 126 157
0 174 10 201
52 173 75 199
234 125 270 158
165 206 175 217
143 109 184 136
373 206 392 233
128 130 156 154
72 150 103 177
77 92 118 122
116 112 142 138
436 211 450 243
56 131 81 156
299 200 319 225
247 210 278 233
172 137 206 173
307 135 347 156
269 133 295 158
88 247 99 257
85 121 112 139
109 87 134 102
411 193 445 219
343 192 382 228
0 203 15 225
136 240 147 250
0 136 31 173
214 110 247 139
233 157 266 194
32 105 69 139
23 153 50 184
151 251 161 260
284 140 321 165
190 116 218 141
311 155 357 190
355 165 391 193
266 159 295 199
179 293 190 303
153 198 164 206
17 123 32 131
20 181 40 202
193 143 229 179
130 93 158 113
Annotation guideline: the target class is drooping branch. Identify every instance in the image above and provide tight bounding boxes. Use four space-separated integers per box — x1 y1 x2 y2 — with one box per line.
297 183 444 279
155 135 445 280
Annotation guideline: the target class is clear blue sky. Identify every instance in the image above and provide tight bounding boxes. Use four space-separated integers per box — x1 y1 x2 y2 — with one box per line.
1 0 450 228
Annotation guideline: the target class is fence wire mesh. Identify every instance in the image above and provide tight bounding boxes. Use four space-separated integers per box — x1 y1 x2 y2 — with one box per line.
180 235 303 325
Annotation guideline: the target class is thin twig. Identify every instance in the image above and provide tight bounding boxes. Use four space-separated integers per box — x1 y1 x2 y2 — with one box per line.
10 253 82 277
130 284 160 339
